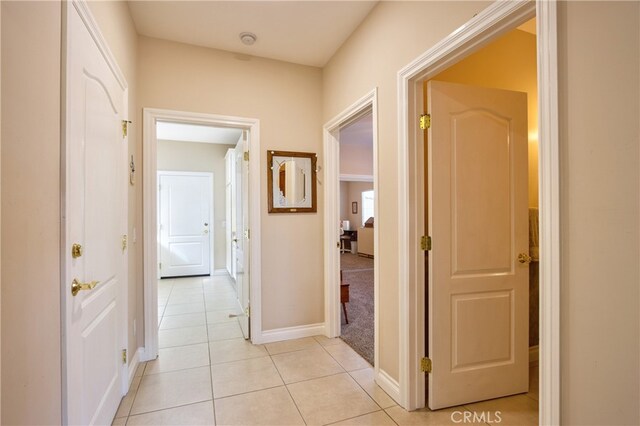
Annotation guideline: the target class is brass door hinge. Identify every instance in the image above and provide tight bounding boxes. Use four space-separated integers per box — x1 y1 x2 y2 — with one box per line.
419 114 431 130
243 151 249 161
244 305 250 318
421 357 432 373
122 349 127 364
122 234 128 252
122 120 132 138
71 243 83 259
420 236 432 251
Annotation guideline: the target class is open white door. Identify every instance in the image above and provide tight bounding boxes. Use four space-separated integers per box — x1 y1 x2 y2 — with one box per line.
427 81 529 409
235 133 250 338
158 172 212 278
63 3 128 424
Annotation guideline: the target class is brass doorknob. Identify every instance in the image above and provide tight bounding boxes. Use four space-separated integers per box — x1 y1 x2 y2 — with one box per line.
517 253 532 264
71 278 99 296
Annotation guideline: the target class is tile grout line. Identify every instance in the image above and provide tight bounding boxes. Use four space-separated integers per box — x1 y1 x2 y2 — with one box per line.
317 338 385 412
270 352 308 425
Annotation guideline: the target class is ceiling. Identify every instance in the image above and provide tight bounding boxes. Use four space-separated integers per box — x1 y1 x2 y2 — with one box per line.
157 121 242 145
127 1 378 67
340 113 373 147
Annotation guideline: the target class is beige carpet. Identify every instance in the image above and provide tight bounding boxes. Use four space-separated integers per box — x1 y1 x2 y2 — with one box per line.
340 253 374 366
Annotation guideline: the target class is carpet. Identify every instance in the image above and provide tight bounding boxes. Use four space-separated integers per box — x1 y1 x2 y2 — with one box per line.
340 253 374 366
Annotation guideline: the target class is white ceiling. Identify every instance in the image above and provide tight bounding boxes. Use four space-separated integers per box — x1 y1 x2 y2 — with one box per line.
340 113 373 147
157 121 242 145
127 1 378 67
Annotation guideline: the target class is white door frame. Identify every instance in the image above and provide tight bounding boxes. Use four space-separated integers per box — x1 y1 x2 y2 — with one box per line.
142 108 262 361
322 88 385 386
61 0 130 421
157 171 214 278
397 0 560 423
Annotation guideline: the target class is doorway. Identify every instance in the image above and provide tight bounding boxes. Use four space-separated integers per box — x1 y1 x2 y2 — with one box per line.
397 1 559 423
142 109 262 362
338 112 375 365
323 88 382 381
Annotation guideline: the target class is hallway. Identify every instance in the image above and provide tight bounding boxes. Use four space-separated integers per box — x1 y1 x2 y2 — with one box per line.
112 276 538 425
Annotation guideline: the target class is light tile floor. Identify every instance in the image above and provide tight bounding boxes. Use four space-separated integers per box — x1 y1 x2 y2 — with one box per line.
114 275 539 425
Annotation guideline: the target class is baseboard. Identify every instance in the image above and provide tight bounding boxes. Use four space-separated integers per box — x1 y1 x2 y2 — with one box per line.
212 269 228 276
254 323 326 345
127 347 143 389
529 345 539 366
375 368 401 404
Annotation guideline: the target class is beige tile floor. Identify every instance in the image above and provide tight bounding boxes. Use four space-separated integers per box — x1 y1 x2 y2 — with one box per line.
113 275 539 425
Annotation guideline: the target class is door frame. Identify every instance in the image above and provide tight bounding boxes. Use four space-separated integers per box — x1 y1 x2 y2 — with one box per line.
322 88 383 383
157 171 214 278
61 0 130 421
142 108 261 361
397 0 560 423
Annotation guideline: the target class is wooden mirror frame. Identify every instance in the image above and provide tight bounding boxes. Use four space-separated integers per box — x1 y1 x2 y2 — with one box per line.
267 150 317 213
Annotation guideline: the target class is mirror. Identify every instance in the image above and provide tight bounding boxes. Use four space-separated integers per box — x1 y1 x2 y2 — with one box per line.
268 150 317 213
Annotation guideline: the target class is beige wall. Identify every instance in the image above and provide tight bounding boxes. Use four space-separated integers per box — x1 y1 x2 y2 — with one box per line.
138 37 324 330
323 0 492 381
340 181 374 228
157 140 235 271
325 0 640 422
1 1 138 423
558 2 639 424
432 28 539 207
339 142 374 176
1 2 62 424
88 0 142 373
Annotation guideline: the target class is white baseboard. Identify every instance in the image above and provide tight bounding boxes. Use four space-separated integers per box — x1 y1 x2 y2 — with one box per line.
253 323 326 345
529 345 539 366
212 269 228 276
127 347 143 389
375 368 401 404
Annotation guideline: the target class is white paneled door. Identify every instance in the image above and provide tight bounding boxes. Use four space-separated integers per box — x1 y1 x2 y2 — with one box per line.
427 81 529 409
64 3 128 425
159 172 213 278
235 134 251 338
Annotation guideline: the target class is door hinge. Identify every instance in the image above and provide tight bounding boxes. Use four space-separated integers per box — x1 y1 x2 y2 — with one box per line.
122 349 127 364
245 229 250 240
159 262 162 270
419 114 431 130
122 234 128 252
122 120 132 138
243 151 249 161
421 357 432 373
244 305 250 318
420 236 432 251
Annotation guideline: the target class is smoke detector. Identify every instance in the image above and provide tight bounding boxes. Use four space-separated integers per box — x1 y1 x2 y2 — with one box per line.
240 32 257 46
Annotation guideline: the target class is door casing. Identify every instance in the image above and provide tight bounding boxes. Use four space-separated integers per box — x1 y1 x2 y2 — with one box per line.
142 108 262 361
397 0 560 424
322 88 386 393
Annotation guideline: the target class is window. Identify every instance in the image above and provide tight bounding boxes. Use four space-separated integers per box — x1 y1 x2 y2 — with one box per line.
361 190 374 226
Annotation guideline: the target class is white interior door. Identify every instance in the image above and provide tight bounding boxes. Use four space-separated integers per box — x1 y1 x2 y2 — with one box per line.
159 172 212 278
427 81 529 409
235 134 250 338
64 4 128 424
227 149 238 280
